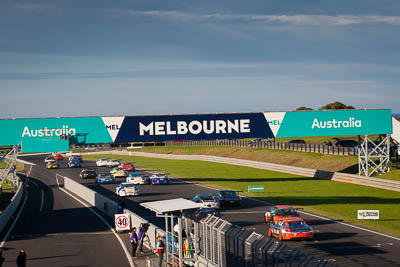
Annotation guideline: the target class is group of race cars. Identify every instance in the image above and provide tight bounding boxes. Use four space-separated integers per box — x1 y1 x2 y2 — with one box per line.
45 153 82 169
95 158 171 197
43 154 171 197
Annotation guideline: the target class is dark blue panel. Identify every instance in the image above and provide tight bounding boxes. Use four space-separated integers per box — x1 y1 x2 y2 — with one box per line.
115 113 273 142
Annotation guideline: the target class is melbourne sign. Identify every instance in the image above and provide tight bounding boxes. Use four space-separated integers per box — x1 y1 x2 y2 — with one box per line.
115 113 273 142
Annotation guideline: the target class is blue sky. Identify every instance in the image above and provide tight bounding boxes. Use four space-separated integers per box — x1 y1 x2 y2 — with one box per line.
1 0 399 118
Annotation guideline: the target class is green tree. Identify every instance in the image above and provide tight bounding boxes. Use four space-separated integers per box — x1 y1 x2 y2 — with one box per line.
319 101 355 110
296 106 313 111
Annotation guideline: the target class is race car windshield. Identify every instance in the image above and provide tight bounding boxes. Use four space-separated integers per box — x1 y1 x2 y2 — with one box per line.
223 191 238 197
200 195 214 201
289 221 307 229
276 209 298 216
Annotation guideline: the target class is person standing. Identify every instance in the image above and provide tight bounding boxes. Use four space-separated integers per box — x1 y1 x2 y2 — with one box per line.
156 236 164 267
130 228 138 257
0 247 4 267
16 249 27 267
248 142 252 152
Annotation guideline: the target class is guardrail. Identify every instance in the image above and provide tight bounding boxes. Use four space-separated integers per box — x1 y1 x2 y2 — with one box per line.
128 152 400 192
0 174 24 234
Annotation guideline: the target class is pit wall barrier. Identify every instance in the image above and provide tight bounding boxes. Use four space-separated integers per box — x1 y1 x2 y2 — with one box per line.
62 175 162 250
0 174 24 234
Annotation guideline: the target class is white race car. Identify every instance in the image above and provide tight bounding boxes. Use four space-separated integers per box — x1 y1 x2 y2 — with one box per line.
192 193 220 209
126 172 150 185
116 183 140 197
96 158 110 167
107 159 121 168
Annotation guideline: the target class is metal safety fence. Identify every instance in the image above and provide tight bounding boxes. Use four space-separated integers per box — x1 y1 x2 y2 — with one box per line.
165 139 358 156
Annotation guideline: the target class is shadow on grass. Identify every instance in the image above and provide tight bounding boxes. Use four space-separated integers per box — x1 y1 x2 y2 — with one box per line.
339 163 359 174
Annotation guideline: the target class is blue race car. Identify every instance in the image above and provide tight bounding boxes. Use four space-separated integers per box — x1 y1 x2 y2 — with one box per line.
68 160 81 168
149 173 170 185
96 172 115 184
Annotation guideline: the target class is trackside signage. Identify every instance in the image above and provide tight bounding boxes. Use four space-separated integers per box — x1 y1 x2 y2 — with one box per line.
264 109 392 138
114 113 275 142
357 210 379 220
0 117 112 147
0 109 393 148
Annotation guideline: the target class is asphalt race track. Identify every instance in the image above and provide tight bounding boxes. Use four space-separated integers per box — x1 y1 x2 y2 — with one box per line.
0 159 131 267
18 155 400 267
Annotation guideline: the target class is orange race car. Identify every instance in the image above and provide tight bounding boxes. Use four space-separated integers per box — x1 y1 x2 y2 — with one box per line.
264 205 302 224
268 217 313 241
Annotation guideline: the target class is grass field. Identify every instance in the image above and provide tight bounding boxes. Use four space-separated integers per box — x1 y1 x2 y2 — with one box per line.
129 145 359 172
84 153 400 237
127 146 400 181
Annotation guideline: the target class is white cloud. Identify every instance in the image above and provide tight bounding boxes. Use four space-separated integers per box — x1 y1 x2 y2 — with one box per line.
10 3 400 27
204 14 400 26
101 9 400 26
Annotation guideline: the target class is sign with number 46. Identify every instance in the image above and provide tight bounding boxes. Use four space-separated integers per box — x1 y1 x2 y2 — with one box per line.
115 214 130 231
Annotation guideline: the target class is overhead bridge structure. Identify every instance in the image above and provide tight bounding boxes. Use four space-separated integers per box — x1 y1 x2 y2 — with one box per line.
392 117 400 145
0 109 396 176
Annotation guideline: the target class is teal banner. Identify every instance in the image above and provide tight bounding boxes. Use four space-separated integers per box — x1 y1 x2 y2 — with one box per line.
0 117 112 146
0 109 393 152
265 109 392 138
22 139 69 153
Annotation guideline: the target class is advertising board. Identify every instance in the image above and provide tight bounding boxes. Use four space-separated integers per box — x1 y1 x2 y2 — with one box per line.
0 109 393 151
0 117 112 147
264 109 392 138
114 113 274 142
357 210 380 220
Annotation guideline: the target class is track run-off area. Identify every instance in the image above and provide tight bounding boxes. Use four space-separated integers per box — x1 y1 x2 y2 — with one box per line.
3 153 400 267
